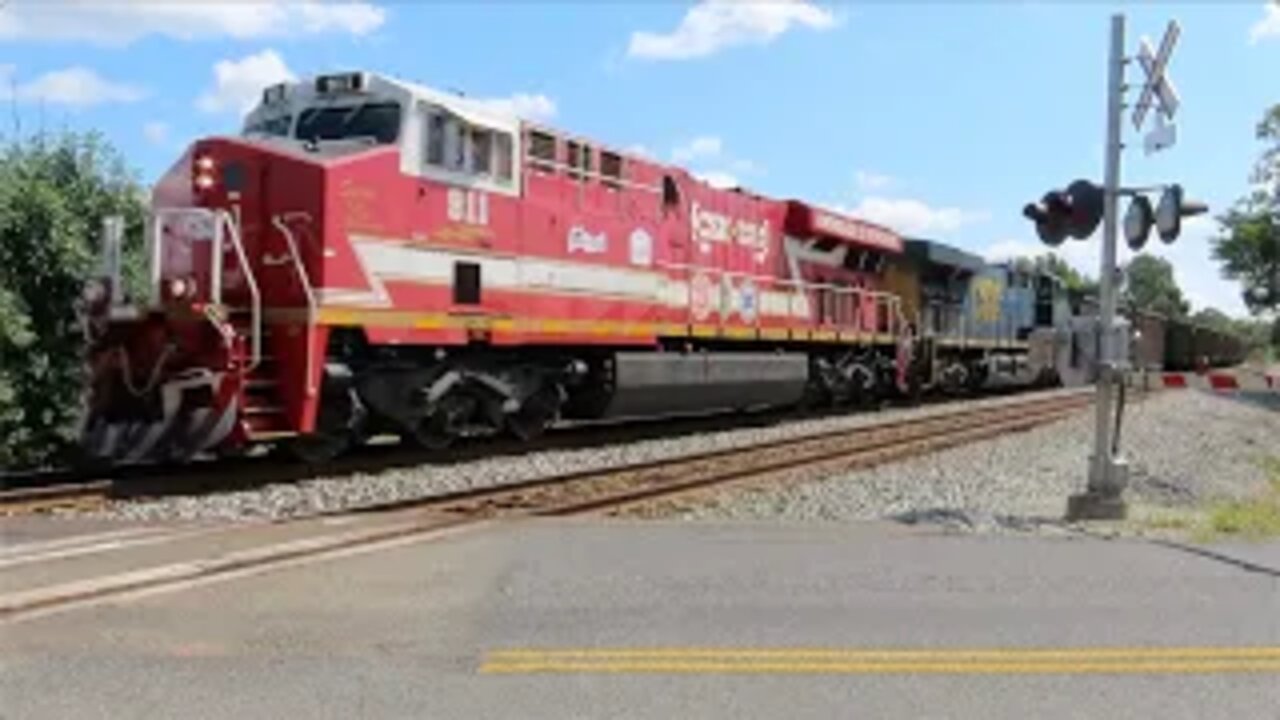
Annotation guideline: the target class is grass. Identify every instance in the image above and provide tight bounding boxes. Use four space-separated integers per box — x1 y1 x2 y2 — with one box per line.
1192 458 1280 542
1135 456 1280 542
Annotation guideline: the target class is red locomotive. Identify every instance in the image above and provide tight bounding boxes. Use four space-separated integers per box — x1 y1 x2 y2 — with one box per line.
81 71 928 464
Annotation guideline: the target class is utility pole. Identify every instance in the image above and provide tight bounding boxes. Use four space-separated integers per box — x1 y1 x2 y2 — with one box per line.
1025 15 1201 520
1067 14 1130 520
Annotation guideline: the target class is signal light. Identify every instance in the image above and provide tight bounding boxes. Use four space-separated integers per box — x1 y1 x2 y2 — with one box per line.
1155 183 1206 243
1123 195 1154 251
1022 179 1105 246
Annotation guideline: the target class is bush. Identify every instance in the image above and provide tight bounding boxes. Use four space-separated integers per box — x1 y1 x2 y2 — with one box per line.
0 131 148 470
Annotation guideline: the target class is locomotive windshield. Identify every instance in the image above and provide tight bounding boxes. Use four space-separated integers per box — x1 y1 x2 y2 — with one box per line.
295 102 402 144
244 114 292 137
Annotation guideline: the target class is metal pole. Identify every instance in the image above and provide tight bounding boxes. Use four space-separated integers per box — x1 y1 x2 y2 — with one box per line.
1070 13 1129 520
100 216 123 306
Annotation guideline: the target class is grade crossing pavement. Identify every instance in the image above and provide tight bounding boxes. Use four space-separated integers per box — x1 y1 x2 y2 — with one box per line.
2 518 1277 719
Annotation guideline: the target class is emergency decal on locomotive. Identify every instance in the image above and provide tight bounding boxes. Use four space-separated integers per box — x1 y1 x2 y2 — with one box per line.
738 278 759 321
690 272 714 320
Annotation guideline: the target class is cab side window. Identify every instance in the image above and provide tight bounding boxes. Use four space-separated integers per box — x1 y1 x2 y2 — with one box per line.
422 104 516 188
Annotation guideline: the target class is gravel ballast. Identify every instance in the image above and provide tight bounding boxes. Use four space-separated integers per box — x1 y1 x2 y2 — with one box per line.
86 388 1089 523
654 390 1280 533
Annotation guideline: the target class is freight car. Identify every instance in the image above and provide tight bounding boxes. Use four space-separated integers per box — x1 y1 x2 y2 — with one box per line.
1162 316 1247 371
78 70 1068 465
1077 299 1246 372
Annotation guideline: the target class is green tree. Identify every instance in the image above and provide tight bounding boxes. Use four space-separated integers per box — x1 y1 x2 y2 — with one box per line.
1191 307 1234 333
1122 254 1188 318
1211 103 1279 343
1012 252 1099 294
0 131 148 469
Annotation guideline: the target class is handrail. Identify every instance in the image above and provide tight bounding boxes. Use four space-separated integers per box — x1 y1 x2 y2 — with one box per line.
655 260 909 341
218 210 261 372
150 207 259 372
272 212 319 397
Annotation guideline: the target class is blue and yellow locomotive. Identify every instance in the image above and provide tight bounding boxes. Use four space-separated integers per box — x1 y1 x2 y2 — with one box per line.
885 239 1071 393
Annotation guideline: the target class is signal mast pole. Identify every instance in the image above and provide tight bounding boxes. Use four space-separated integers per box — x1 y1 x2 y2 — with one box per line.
1070 13 1130 519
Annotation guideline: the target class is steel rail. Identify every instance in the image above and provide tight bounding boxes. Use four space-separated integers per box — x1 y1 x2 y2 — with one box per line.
0 391 1095 621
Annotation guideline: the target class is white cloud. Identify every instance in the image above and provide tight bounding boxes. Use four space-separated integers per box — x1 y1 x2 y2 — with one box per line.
729 157 763 175
848 196 990 236
628 0 836 61
471 93 557 122
0 1 385 45
625 144 655 159
854 169 893 192
143 121 170 146
671 135 762 185
1249 2 1280 44
196 50 295 116
694 170 739 189
0 66 144 107
671 135 723 162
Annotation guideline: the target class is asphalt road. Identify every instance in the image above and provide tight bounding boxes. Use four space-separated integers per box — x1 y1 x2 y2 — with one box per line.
2 519 1278 719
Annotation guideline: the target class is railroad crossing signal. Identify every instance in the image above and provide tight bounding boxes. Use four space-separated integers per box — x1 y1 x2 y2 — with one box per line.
1022 179 1105 247
1132 20 1181 154
1122 184 1206 251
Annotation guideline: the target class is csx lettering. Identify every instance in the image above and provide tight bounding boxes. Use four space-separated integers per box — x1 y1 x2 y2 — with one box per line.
690 201 770 260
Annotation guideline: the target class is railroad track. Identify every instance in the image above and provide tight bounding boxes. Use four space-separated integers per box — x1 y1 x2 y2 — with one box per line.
1 389 1097 621
411 388 1095 519
0 481 113 515
0 385 1078 516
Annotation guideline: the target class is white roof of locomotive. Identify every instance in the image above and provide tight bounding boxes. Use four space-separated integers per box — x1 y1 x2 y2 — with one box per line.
243 70 521 136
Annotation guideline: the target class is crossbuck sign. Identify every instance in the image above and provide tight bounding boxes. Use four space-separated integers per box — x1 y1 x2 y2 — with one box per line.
1131 20 1181 154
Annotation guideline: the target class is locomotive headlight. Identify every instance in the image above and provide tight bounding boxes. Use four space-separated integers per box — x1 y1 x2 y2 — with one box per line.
166 276 197 302
193 154 217 191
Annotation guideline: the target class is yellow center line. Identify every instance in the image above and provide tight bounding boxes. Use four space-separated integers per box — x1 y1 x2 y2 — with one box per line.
478 659 1280 675
486 646 1280 660
478 647 1280 675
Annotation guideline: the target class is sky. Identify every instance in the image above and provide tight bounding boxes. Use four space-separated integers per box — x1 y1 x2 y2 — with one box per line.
2 0 1277 317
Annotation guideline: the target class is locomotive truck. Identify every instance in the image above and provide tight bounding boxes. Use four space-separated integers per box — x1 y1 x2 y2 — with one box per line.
80 71 1069 465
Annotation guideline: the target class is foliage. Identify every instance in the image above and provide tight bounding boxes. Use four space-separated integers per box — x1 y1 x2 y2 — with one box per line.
0 130 148 469
1190 307 1233 333
1122 254 1188 318
1197 460 1280 542
1035 253 1097 293
1211 103 1279 319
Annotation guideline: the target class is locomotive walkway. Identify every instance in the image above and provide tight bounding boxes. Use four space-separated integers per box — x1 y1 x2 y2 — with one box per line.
2 520 1277 719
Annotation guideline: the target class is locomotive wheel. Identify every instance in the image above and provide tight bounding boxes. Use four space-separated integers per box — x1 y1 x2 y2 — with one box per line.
412 412 455 451
284 431 350 466
506 384 561 442
411 393 473 450
283 385 363 465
